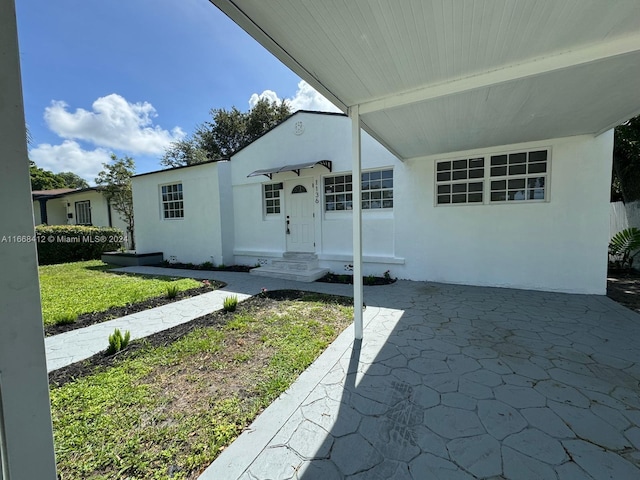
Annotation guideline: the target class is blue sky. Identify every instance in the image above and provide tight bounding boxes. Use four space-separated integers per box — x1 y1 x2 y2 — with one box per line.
16 0 338 183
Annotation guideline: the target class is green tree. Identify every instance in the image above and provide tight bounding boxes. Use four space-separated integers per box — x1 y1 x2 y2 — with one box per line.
160 98 291 168
30 161 67 190
160 135 209 168
95 154 136 249
613 115 640 203
57 171 89 189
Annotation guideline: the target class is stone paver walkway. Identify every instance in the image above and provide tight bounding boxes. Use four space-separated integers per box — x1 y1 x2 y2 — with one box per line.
45 267 640 479
197 280 640 480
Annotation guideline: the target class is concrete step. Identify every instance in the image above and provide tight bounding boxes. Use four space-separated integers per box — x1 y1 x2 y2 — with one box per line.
270 259 319 271
249 266 329 283
282 252 318 261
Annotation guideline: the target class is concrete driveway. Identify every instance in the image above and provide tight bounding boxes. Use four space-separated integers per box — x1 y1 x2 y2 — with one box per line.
195 279 640 479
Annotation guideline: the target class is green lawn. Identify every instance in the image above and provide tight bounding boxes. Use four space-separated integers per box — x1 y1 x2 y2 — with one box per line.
39 260 202 326
50 293 352 479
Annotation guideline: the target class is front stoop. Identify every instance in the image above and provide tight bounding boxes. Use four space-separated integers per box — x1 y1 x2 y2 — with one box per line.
250 252 328 283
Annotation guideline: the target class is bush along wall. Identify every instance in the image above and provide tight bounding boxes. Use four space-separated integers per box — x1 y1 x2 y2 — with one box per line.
35 225 125 265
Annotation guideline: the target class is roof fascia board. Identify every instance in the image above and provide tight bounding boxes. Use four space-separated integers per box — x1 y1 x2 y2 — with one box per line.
595 106 640 137
359 32 640 115
210 0 347 113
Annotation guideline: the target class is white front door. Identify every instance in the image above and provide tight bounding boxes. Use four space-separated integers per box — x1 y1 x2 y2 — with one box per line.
285 179 315 252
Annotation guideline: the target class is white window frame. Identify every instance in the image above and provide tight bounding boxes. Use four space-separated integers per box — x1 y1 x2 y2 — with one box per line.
489 150 548 203
75 200 91 225
263 182 283 216
435 148 550 206
324 168 394 212
435 158 484 205
161 183 184 219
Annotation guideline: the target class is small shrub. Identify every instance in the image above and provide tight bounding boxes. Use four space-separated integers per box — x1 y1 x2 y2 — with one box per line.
609 227 640 270
35 225 124 265
201 261 215 270
223 295 238 312
107 328 131 355
383 270 392 281
54 312 77 325
218 264 226 270
186 263 195 269
166 285 179 299
364 274 377 285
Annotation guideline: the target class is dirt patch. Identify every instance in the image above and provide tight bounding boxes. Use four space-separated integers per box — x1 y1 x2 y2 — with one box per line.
44 281 225 337
607 270 640 314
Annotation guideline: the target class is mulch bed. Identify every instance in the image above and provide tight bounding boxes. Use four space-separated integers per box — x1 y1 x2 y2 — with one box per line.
158 263 252 273
48 290 351 387
607 269 640 314
317 272 396 286
44 281 225 337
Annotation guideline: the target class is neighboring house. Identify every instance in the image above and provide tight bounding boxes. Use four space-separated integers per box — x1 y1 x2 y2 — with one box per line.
132 110 612 294
32 187 129 242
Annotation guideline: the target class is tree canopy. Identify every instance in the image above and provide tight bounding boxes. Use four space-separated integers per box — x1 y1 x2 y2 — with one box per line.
95 154 136 249
30 161 89 191
613 115 640 203
161 98 291 168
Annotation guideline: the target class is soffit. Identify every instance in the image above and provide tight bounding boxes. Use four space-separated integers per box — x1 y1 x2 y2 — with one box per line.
211 0 640 159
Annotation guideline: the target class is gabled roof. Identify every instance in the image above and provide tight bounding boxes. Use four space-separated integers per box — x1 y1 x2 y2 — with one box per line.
211 0 640 160
132 110 345 179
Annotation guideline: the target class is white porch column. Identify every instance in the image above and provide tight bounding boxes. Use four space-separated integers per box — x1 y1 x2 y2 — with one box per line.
0 1 58 478
349 105 363 340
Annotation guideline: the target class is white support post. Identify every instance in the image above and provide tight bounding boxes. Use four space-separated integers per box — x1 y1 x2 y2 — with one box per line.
350 105 364 340
0 1 58 478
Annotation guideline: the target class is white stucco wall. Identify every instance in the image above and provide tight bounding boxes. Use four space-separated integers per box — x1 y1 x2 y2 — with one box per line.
132 161 232 265
231 112 403 272
132 112 612 294
395 133 613 294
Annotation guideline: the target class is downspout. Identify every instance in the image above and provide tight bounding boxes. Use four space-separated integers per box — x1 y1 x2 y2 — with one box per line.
38 198 48 224
350 105 364 340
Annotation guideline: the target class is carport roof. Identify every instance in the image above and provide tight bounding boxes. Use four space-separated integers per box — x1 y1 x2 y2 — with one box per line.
210 0 640 160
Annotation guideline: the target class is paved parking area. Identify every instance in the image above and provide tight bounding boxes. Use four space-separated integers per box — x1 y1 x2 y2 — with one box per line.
200 280 640 479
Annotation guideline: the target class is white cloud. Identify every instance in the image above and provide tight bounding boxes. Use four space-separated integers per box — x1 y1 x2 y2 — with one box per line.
29 140 112 184
44 94 184 155
249 80 341 113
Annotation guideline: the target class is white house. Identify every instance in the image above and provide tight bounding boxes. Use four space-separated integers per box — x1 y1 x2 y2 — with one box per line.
32 187 128 231
132 110 612 295
4 2 639 475
132 160 233 265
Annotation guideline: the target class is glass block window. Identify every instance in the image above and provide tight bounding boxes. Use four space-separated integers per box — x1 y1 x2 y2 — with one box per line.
489 150 547 202
161 183 184 219
362 169 393 209
324 174 353 211
436 158 484 204
264 182 283 214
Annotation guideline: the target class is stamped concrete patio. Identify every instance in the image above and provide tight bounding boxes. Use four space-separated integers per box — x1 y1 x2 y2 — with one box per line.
200 279 640 480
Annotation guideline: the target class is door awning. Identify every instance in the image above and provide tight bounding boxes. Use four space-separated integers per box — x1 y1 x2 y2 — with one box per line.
247 160 332 179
